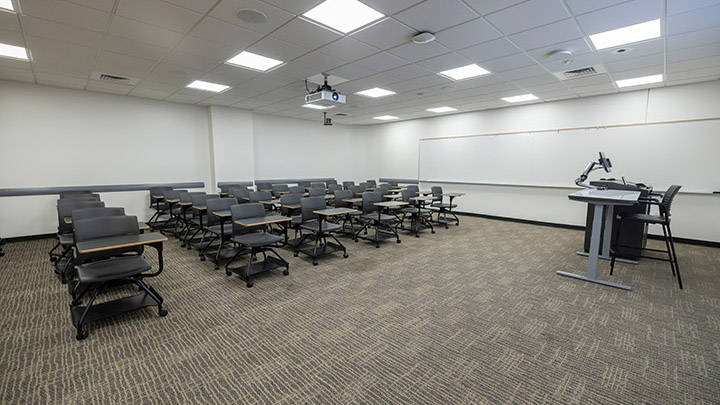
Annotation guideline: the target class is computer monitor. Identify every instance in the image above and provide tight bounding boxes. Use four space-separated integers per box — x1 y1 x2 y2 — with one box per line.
599 152 612 172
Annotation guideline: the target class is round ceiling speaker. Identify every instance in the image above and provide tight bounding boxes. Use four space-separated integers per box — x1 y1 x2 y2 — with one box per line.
412 32 436 44
236 9 267 24
544 48 573 59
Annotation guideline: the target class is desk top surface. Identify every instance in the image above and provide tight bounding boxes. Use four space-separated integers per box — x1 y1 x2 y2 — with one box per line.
76 232 167 254
442 193 466 197
384 194 401 199
374 201 408 207
282 204 301 209
410 196 434 201
234 215 290 226
343 198 362 203
213 210 232 218
165 198 179 203
259 199 281 205
314 208 358 216
65 217 149 230
192 205 207 211
152 195 165 199
568 189 641 205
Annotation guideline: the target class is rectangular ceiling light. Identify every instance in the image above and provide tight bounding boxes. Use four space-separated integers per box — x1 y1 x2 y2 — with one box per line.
427 106 457 113
0 43 29 61
616 74 663 88
302 104 335 110
303 0 384 34
226 51 283 72
356 87 395 98
589 19 661 50
186 80 230 93
438 64 490 81
0 0 14 11
374 115 399 121
501 94 539 103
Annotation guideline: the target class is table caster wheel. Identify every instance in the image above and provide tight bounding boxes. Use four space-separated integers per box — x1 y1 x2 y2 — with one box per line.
397 239 401 243
455 223 459 226
375 245 380 248
343 253 349 258
313 260 318 266
354 239 358 242
283 269 289 276
293 252 298 257
226 270 231 276
76 331 88 341
187 246 192 250
214 265 219 270
416 235 420 238
432 231 436 234
181 243 186 248
200 256 206 261
159 309 168 317
246 282 254 288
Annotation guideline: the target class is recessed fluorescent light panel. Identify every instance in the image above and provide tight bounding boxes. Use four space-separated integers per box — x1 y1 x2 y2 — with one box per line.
501 94 539 103
438 64 490 81
0 43 28 61
616 74 663 88
303 0 384 34
0 0 14 11
589 19 661 50
427 106 457 113
356 87 395 98
186 80 230 93
226 51 283 72
374 115 399 121
302 104 335 110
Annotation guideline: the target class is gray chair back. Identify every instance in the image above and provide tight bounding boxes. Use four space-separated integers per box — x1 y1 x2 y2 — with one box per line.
407 185 419 193
149 187 172 206
231 203 266 234
74 215 139 242
358 182 371 189
400 189 415 202
272 184 289 197
280 193 302 217
300 196 326 223
431 186 443 200
326 179 338 186
298 181 311 188
59 190 93 199
308 187 325 197
342 181 355 190
256 183 272 192
179 191 194 204
389 181 399 187
232 187 251 202
350 185 365 196
361 192 381 213
57 195 101 204
191 194 217 207
206 198 236 227
249 191 272 203
327 184 342 194
71 207 125 222
311 182 325 189
334 190 353 208
289 186 305 195
661 185 682 221
57 201 106 234
366 180 377 186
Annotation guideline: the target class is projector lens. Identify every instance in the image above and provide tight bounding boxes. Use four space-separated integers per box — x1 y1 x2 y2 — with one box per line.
332 92 339 101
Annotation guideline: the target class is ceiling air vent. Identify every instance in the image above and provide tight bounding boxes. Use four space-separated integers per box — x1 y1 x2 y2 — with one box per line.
90 72 139 85
553 65 607 81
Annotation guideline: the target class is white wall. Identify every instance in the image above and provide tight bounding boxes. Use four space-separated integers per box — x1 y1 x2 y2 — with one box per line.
208 106 255 190
362 80 720 242
0 80 213 237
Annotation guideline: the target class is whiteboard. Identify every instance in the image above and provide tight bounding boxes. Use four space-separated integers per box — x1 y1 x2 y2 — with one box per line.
418 120 720 192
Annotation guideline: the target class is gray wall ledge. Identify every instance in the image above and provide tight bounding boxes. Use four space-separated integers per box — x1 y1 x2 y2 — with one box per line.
0 182 205 197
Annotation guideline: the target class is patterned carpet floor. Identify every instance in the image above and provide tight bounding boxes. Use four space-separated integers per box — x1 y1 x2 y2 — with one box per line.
0 216 718 404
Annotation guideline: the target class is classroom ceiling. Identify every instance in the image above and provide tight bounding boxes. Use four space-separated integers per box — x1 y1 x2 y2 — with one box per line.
1 0 719 125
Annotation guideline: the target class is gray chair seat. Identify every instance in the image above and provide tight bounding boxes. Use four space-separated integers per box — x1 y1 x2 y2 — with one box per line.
59 233 74 246
291 214 302 226
206 224 233 235
362 213 395 222
400 207 431 214
432 203 457 209
77 255 151 283
620 213 665 224
300 221 342 233
233 232 283 247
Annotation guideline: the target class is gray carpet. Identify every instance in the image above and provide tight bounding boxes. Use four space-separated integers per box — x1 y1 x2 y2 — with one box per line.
0 217 718 404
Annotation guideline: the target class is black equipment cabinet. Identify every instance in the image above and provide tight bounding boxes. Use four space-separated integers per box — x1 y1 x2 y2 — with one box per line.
583 180 652 260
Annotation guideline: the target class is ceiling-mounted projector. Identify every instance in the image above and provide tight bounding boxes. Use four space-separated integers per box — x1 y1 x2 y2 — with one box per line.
305 73 346 107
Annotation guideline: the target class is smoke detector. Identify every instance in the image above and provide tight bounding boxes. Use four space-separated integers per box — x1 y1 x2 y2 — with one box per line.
544 48 573 59
412 32 436 44
237 9 267 23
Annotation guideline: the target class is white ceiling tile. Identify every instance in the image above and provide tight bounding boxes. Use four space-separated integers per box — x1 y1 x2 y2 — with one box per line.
575 0 663 35
209 0 295 35
35 73 88 89
292 50 345 71
604 53 663 72
667 4 720 35
386 41 450 63
384 63 433 80
117 0 203 33
336 73 398 92
270 62 317 80
0 10 20 32
667 0 720 15
434 18 501 51
21 15 103 49
482 53 537 72
31 61 90 79
328 63 375 80
667 27 720 51
134 80 182 92
598 37 664 60
161 0 218 14
190 17 264 49
540 52 601 73
416 53 472 72
162 50 222 72
86 79 135 95
608 64 663 79
316 37 380 62
350 18 416 50
270 18 342 50
457 37 518 62
562 73 613 88
508 19 583 51
355 51 409 72
20 0 111 32
512 73 562 87
525 38 593 62
495 64 548 81
385 74 449 93
564 0 630 15
109 16 185 49
668 42 720 63
63 0 115 12
574 82 619 93
394 0 478 32
360 0 424 16
95 51 158 79
236 72 295 91
461 0 526 16
666 66 720 81
247 36 310 62
665 74 720 86
25 35 96 69
485 0 571 35
259 0 323 15
0 28 24 47
166 92 212 103
201 63 261 86
145 62 206 85
129 86 175 99
101 36 170 61
0 64 33 80
175 36 238 60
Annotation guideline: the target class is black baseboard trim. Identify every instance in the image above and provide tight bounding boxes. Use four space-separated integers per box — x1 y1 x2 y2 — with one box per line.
455 211 720 249
3 233 56 243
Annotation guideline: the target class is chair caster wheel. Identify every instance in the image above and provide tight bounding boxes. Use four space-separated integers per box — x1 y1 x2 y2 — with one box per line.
181 244 186 248
50 257 57 263
293 252 298 257
159 309 168 317
354 239 358 243
397 239 401 243
283 269 289 276
187 246 192 250
76 331 88 341
375 245 380 248
313 260 318 266
226 270 231 276
431 231 436 234
214 265 219 270
61 278 68 284
199 256 206 261
416 235 420 238
246 282 254 288
343 253 349 258
455 223 459 226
